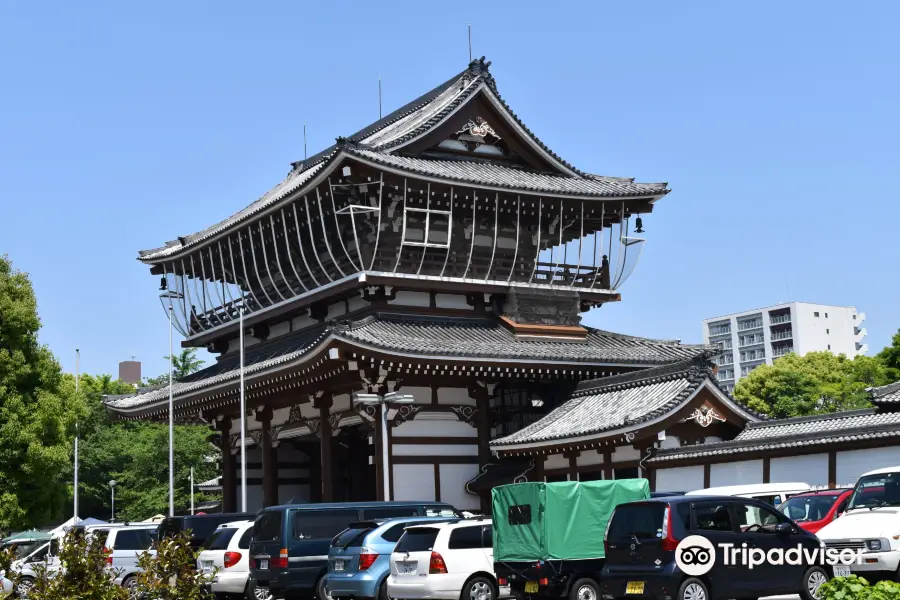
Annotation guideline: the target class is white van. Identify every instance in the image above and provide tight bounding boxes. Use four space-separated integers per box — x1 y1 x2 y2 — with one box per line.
817 466 900 580
686 482 811 506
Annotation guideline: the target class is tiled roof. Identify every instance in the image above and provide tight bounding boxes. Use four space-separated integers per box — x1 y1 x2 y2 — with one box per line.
138 58 667 261
348 149 667 198
650 408 900 463
871 381 900 405
333 314 710 365
490 358 759 449
105 313 712 414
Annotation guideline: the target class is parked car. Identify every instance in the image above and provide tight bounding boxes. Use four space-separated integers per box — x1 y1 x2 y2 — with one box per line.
197 520 256 599
602 495 829 600
817 466 900 580
249 501 462 600
387 518 507 600
685 482 810 506
326 516 458 600
777 489 853 533
492 479 650 600
105 524 158 592
159 512 256 551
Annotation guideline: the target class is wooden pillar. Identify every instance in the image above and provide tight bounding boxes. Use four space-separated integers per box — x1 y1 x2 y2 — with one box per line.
375 404 386 501
308 442 322 503
762 457 771 484
565 451 579 481
703 463 711 488
473 384 492 513
603 450 613 480
257 408 277 508
828 451 837 488
219 418 237 513
316 394 334 502
534 455 545 482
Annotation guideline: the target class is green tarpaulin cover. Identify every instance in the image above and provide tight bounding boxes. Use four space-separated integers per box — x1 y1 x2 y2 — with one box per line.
492 479 650 561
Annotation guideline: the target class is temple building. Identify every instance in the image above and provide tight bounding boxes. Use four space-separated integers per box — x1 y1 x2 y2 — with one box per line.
108 57 900 513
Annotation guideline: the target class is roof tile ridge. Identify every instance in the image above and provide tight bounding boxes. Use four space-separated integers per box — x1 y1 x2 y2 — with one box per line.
574 357 705 395
743 407 877 429
870 380 900 398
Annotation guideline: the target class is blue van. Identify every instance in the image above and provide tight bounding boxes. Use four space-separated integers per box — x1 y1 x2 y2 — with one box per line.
249 501 462 599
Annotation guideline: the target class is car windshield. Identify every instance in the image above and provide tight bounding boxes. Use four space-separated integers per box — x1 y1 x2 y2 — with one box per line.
847 473 900 510
778 495 839 522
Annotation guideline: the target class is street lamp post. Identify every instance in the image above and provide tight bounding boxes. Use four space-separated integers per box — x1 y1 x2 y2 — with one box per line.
159 287 184 518
109 480 116 521
353 391 415 501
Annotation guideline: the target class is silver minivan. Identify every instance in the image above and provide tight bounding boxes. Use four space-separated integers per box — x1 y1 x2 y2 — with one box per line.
105 525 158 592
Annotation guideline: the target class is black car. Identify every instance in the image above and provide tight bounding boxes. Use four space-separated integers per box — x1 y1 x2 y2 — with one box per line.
158 512 256 550
601 495 830 600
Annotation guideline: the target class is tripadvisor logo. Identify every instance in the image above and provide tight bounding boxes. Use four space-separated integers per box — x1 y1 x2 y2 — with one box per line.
676 536 716 576
675 535 865 574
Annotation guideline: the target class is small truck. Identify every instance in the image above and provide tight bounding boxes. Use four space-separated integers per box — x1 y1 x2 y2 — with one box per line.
492 479 650 600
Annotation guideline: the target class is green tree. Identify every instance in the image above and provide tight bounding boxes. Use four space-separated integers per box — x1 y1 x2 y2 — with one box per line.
734 351 890 418
0 255 83 531
877 329 900 382
143 348 205 385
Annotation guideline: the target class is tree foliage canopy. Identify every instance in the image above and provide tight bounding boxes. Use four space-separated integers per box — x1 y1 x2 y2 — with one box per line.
877 329 900 382
733 351 894 418
0 255 82 531
143 349 205 385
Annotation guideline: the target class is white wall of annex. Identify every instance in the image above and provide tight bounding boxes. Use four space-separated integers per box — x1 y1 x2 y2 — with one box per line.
770 454 828 486
710 459 763 487
656 466 704 492
837 447 900 486
439 464 480 511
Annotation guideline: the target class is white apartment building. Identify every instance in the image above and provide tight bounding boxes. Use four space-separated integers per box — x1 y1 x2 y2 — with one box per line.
703 303 867 391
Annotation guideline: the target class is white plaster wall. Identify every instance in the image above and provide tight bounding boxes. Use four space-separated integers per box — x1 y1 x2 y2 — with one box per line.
435 294 471 310
659 436 680 450
391 292 431 307
236 485 265 513
400 386 432 404
278 484 310 504
439 464 480 510
576 450 604 467
656 466 705 492
269 320 290 338
333 393 352 413
710 459 763 487
292 314 316 331
348 295 367 313
770 454 828 486
437 388 475 406
393 464 436 501
392 444 478 457
327 302 347 319
392 419 478 438
544 454 569 470
837 447 900 486
610 446 641 462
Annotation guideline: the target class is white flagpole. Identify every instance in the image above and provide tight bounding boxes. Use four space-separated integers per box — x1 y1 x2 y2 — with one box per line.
168 303 175 517
239 306 247 512
190 467 195 515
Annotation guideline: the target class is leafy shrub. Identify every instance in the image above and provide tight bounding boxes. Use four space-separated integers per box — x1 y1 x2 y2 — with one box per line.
134 531 214 600
17 529 128 600
818 575 900 600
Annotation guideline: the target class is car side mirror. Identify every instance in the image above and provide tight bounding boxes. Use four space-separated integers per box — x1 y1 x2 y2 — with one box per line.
775 523 792 535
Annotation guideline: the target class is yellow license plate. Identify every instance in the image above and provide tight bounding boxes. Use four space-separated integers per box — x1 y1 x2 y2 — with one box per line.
626 581 645 595
525 582 539 593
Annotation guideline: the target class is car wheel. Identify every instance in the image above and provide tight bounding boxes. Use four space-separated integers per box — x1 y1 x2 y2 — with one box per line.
677 578 708 600
121 576 140 598
568 578 600 600
316 576 332 600
247 579 271 600
463 576 496 600
16 576 35 599
378 579 390 600
801 566 829 600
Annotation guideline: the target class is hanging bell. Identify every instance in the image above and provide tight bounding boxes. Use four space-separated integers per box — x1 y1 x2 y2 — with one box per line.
634 215 645 233
159 276 168 291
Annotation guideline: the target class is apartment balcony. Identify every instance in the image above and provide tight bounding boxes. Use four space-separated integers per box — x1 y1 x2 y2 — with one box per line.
738 321 763 331
857 343 869 353
772 347 795 358
718 373 735 382
714 356 733 367
739 339 765 348
771 330 793 341
709 328 732 337
769 314 791 325
740 355 767 364
855 326 868 340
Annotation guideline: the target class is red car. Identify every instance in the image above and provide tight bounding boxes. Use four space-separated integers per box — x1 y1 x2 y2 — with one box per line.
778 488 853 533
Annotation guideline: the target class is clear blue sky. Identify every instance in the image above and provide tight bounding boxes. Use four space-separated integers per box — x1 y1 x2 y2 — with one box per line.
2 1 898 378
